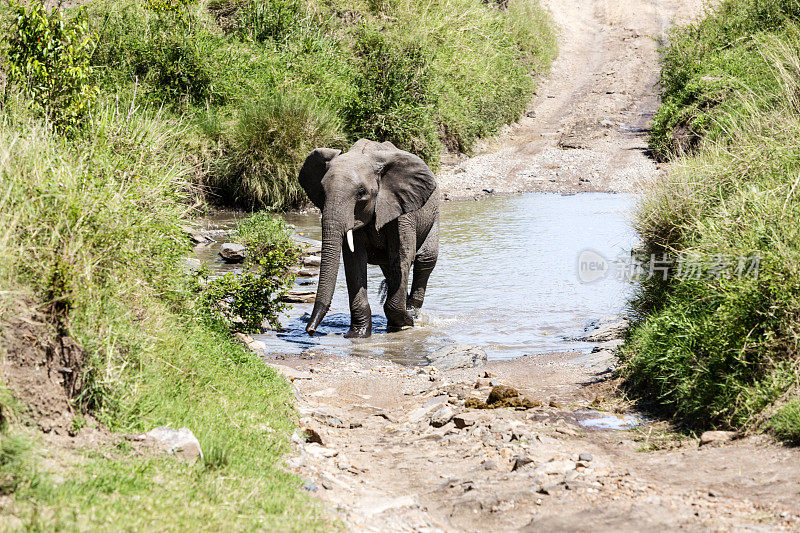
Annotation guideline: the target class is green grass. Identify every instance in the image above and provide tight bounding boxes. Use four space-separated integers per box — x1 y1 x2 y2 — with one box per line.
623 1 800 439
84 0 556 208
770 400 800 444
0 98 329 529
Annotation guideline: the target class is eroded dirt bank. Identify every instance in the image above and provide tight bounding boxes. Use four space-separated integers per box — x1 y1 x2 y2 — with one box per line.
276 349 800 531
437 0 702 199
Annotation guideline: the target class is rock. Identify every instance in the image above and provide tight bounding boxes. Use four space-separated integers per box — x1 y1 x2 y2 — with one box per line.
512 455 534 471
283 289 316 303
182 257 202 274
218 243 247 263
286 456 306 469
482 459 497 470
430 406 455 428
490 419 512 435
549 400 565 408
312 409 348 429
453 412 483 429
302 479 318 492
533 460 576 476
578 452 593 462
539 482 566 495
427 344 487 371
474 378 491 389
699 430 736 446
591 339 624 353
582 318 629 342
297 268 319 277
487 385 518 405
144 427 203 461
305 443 338 459
303 255 321 267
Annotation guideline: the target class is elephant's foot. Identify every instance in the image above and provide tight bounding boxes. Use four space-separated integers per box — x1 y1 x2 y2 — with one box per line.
344 324 372 338
407 298 424 318
385 306 414 331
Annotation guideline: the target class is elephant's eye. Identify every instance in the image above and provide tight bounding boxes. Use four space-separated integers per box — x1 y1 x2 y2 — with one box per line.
357 187 368 197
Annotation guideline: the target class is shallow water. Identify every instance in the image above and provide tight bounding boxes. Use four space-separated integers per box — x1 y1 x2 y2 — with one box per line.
197 193 637 364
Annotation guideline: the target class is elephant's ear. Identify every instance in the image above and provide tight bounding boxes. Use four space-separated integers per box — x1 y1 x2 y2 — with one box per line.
375 150 437 232
298 148 341 209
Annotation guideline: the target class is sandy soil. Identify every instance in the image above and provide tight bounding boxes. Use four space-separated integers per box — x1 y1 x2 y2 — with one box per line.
277 348 800 531
437 0 703 200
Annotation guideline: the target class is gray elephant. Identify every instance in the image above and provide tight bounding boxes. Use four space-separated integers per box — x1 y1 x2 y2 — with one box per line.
298 139 440 338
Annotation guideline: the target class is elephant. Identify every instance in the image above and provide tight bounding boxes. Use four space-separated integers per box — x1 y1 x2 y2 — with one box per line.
298 139 440 339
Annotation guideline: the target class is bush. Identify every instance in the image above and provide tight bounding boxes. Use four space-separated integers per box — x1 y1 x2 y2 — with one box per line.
5 2 99 134
209 93 346 209
622 15 800 434
648 0 800 159
770 401 800 444
85 0 555 208
195 212 299 332
343 27 440 165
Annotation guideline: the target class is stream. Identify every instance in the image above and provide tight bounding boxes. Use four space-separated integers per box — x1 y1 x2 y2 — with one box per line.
196 192 637 364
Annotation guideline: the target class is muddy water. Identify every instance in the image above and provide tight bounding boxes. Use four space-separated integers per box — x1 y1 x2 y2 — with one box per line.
198 193 637 363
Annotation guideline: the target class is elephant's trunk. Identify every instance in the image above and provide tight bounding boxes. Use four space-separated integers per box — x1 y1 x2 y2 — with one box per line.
306 205 350 334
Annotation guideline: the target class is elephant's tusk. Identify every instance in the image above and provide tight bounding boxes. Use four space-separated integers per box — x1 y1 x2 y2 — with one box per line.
346 229 355 253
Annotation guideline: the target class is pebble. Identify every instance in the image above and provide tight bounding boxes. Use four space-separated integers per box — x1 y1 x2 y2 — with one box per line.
512 455 534 471
430 406 456 428
453 412 483 429
579 452 594 462
699 431 736 446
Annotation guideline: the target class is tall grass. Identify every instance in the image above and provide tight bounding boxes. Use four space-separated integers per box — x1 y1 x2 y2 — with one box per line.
624 16 800 434
86 0 556 208
0 98 327 529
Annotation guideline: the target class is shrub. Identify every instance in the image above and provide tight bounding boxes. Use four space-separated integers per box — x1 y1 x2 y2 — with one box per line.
5 2 99 134
622 19 800 433
770 401 800 444
343 26 440 166
194 212 299 332
209 93 346 209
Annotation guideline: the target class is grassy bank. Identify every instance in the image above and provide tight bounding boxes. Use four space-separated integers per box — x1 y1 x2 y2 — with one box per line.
0 95 328 529
622 0 800 441
87 0 556 208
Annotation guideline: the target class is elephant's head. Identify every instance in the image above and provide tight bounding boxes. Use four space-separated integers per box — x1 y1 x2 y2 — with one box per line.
298 139 437 334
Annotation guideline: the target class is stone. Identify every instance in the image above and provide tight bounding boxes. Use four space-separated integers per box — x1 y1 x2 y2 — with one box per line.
533 460 576 476
578 452 593 462
144 426 203 461
512 455 534 471
182 257 202 274
303 255 321 267
453 412 483 429
218 243 247 263
430 406 455 428
297 268 319 277
283 290 316 303
474 378 491 389
699 430 736 446
426 344 487 371
582 318 629 342
312 409 348 429
305 443 338 459
591 339 624 353
487 385 518 405
302 479 318 492
539 482 566 495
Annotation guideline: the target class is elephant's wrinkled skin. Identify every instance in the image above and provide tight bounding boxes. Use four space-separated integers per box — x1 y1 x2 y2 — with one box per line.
298 139 440 338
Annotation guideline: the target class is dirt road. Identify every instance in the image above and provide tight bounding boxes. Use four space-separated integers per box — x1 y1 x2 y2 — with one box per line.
277 0 800 530
438 0 700 199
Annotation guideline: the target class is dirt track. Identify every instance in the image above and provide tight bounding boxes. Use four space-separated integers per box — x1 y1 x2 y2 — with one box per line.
438 0 701 199
279 0 800 530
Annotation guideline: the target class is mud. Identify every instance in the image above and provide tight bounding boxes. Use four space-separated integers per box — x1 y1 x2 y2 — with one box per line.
0 300 85 434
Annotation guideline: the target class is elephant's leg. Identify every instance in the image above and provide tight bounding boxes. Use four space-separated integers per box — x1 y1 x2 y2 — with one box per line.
408 221 439 313
383 218 415 330
342 233 371 338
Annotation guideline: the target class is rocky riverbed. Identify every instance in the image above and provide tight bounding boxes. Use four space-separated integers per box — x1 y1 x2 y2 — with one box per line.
267 346 800 531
